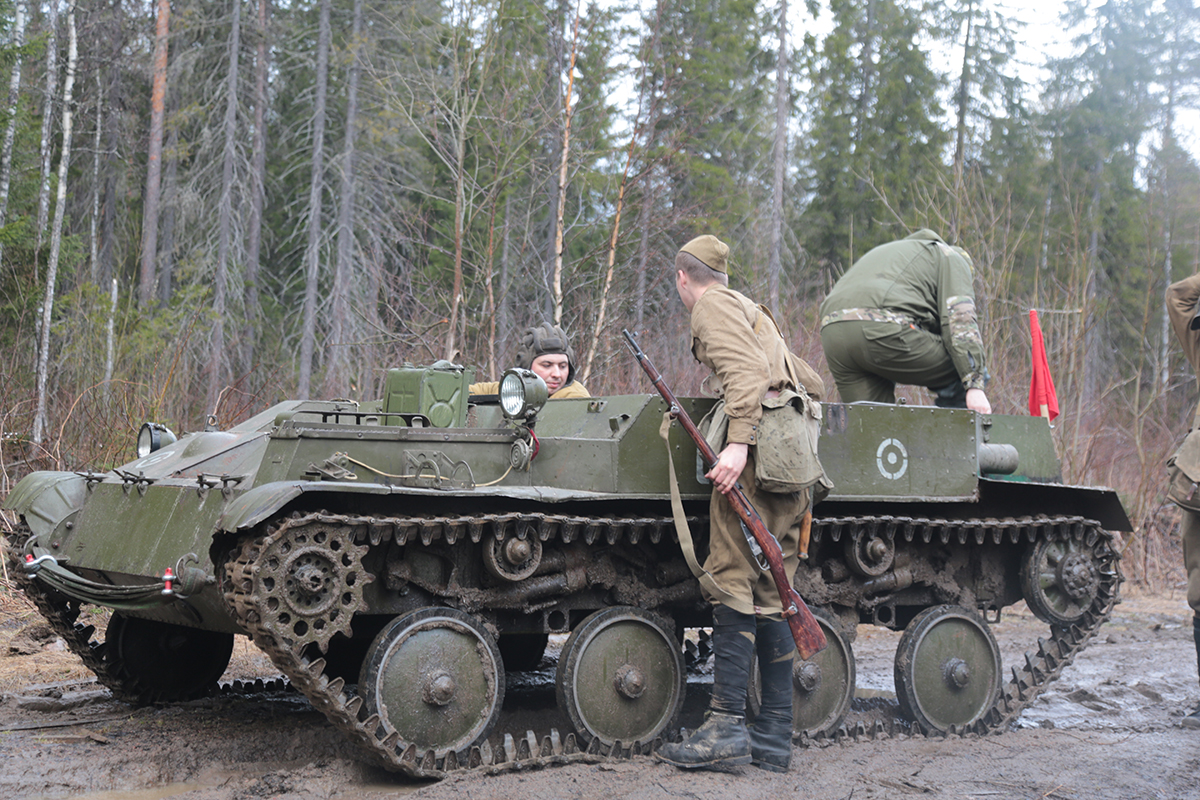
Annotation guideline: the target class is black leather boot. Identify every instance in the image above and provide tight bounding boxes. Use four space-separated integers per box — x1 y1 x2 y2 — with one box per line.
749 618 795 772
655 711 752 769
656 606 754 770
1185 616 1200 729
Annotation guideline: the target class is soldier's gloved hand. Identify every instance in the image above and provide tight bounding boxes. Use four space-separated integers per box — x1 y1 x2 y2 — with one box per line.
707 442 749 495
966 388 992 414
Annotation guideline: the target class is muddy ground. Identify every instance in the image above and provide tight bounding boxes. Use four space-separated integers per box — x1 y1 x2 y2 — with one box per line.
1 586 1199 800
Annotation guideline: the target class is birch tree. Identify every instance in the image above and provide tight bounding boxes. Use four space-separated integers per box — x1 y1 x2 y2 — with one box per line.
33 1 75 447
34 0 58 264
0 0 25 244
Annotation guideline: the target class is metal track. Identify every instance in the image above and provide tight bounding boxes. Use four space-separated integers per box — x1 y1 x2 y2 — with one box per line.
9 508 1122 777
218 511 668 779
3 525 289 705
798 513 1123 745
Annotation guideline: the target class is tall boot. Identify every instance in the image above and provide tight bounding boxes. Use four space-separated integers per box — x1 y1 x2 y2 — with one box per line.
656 606 754 770
1185 616 1200 729
749 618 795 772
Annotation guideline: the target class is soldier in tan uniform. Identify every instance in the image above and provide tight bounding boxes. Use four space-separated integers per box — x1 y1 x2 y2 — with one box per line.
655 235 823 773
1166 274 1200 729
820 229 991 413
469 323 590 399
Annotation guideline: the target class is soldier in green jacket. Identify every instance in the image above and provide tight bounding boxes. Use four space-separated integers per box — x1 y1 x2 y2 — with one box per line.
1166 273 1200 729
819 229 992 413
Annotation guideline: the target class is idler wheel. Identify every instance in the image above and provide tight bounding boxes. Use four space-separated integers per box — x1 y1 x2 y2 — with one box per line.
556 606 684 747
1020 536 1101 626
105 614 234 704
359 607 504 758
894 605 1001 734
748 607 855 738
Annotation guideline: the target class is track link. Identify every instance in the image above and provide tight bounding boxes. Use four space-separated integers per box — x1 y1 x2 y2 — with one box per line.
3 524 288 705
798 513 1123 745
10 507 1123 775
218 511 668 779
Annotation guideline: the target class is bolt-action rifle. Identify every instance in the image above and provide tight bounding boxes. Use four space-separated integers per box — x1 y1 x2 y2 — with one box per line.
622 329 827 660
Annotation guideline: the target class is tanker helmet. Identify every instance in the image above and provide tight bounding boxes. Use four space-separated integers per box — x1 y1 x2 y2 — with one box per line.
515 324 577 386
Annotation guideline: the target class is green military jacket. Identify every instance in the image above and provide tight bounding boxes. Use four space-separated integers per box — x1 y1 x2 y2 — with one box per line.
819 229 987 391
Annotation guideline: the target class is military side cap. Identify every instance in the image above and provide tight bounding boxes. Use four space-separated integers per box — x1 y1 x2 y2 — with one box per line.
679 235 730 274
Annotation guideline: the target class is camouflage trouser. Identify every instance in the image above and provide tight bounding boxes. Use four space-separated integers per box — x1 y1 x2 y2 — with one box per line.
704 449 808 619
820 320 963 405
1183 508 1200 617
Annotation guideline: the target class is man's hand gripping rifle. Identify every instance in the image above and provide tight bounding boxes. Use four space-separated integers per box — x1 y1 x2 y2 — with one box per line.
622 329 827 660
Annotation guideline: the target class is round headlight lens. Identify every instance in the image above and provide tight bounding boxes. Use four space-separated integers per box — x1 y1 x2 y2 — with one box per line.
499 368 548 421
137 422 177 458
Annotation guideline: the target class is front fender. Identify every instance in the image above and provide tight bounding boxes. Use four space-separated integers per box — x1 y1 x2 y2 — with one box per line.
3 472 88 537
217 480 399 533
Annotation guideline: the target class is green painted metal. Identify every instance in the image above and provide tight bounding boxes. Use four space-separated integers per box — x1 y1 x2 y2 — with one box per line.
894 606 1003 732
3 364 1132 631
820 404 980 501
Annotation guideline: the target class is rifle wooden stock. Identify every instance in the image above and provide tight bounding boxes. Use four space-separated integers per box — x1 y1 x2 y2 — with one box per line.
622 329 827 660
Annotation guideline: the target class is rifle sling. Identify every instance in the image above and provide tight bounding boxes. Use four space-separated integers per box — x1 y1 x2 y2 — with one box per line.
659 412 780 617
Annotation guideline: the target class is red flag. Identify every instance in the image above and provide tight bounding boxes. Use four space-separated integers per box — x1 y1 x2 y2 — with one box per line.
1029 309 1059 421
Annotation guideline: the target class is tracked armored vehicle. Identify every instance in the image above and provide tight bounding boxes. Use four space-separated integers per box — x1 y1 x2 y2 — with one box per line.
4 362 1128 778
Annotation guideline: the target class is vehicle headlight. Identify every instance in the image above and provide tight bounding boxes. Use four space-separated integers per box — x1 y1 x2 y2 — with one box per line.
499 368 548 422
137 422 178 458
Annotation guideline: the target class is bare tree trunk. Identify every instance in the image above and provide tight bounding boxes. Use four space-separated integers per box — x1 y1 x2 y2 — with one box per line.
541 0 568 315
35 0 59 264
326 0 363 397
140 0 170 307
1161 223 1174 394
444 133 466 360
297 0 332 399
0 0 26 240
243 0 270 374
483 197 500 380
33 2 76 447
551 11 580 326
158 120 178 305
208 0 242 415
88 73 102 282
103 277 117 410
581 129 637 385
497 191 512 374
767 0 788 314
99 117 116 287
635 183 652 331
950 0 975 243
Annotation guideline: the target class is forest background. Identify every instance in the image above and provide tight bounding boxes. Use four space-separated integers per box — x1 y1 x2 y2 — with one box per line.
0 0 1198 591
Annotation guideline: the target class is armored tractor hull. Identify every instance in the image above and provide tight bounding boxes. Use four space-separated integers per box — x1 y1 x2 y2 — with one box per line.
4 364 1128 778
